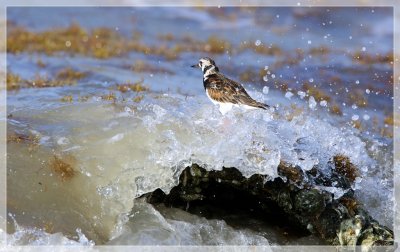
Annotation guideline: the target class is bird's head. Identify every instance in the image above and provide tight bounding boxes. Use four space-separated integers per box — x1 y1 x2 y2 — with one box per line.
191 57 219 73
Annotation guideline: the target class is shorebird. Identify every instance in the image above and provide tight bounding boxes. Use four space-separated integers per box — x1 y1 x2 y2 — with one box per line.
191 57 270 115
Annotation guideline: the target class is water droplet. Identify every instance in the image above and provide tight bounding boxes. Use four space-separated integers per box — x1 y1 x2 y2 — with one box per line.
352 115 359 121
255 40 261 46
308 96 317 109
263 75 269 82
264 66 269 70
271 74 276 79
297 91 306 99
309 78 314 83
262 86 269 94
285 92 294 99
366 89 370 94
363 114 370 120
320 100 327 107
307 40 312 44
355 80 360 84
352 104 358 109
362 47 366 51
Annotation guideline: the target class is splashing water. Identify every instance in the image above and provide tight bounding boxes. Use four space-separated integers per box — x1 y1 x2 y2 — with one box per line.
7 88 389 244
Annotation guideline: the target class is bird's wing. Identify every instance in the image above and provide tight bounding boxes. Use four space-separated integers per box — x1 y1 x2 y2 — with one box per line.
206 74 268 109
205 74 249 104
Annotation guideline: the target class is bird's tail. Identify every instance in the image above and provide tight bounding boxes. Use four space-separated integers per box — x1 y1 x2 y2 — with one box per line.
241 96 271 110
254 101 270 110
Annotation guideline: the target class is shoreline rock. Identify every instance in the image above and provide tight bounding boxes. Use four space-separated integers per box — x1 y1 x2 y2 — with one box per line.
142 156 394 248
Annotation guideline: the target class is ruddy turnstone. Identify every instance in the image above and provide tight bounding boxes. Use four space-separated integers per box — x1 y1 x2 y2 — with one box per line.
191 57 270 115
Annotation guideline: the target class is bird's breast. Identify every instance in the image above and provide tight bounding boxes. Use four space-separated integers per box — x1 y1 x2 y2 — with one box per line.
205 88 219 105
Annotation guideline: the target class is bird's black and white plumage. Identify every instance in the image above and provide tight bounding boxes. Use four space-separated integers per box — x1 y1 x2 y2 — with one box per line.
191 57 270 115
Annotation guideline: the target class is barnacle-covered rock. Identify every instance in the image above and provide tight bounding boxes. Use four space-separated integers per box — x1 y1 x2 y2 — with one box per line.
357 221 394 247
338 215 365 245
141 157 394 249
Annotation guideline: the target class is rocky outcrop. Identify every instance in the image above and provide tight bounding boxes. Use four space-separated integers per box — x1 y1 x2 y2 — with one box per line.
142 156 394 248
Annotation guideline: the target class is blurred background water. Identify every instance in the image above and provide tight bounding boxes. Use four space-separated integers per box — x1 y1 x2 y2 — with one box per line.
5 6 394 246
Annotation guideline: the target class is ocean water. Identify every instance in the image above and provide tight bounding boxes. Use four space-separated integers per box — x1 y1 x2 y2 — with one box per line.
5 6 393 246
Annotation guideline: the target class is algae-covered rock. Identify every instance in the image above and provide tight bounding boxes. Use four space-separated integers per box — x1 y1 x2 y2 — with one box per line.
141 156 394 249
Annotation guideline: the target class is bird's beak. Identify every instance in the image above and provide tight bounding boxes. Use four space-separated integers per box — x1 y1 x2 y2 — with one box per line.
191 63 200 68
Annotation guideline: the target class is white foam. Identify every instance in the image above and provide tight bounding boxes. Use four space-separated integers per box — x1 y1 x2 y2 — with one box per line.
107 200 270 246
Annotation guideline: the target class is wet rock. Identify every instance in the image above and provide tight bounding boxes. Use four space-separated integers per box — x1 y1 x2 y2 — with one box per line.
141 157 394 248
333 155 360 183
358 221 394 247
315 206 345 240
277 161 304 185
338 215 365 245
293 189 326 216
